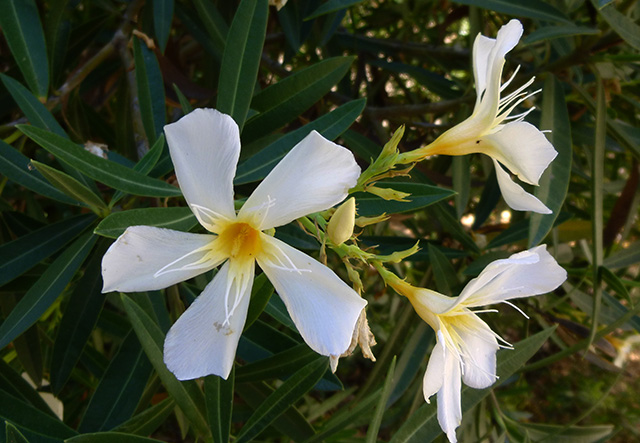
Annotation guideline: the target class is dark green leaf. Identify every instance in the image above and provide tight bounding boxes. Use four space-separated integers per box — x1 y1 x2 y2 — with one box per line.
5 421 29 443
121 295 210 437
244 273 274 331
51 241 109 394
236 343 319 383
366 357 396 443
523 25 600 44
529 75 572 247
603 243 640 269
66 433 165 443
79 331 152 432
591 0 640 50
0 0 49 97
0 359 57 417
390 327 556 442
133 37 166 144
235 358 327 442
205 369 234 443
113 398 175 436
0 74 65 137
0 214 94 287
0 232 97 349
427 244 459 296
193 0 228 56
216 0 269 130
0 390 76 439
451 0 571 24
235 98 366 184
0 140 79 205
305 0 363 20
30 161 107 214
242 56 355 143
354 182 455 217
153 0 174 52
94 207 197 239
18 126 181 197
489 212 572 249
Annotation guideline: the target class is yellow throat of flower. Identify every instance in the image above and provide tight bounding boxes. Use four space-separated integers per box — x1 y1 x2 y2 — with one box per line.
217 222 263 263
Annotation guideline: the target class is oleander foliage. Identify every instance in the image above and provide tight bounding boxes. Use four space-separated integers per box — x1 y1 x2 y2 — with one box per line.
1 0 639 442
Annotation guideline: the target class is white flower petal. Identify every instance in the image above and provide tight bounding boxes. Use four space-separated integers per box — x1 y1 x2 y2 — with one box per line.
164 108 240 224
423 332 446 402
163 261 254 380
493 160 552 214
474 20 523 121
257 235 367 356
102 226 217 293
239 131 360 230
472 34 497 105
457 316 499 389
457 245 566 307
437 344 462 443
483 121 557 185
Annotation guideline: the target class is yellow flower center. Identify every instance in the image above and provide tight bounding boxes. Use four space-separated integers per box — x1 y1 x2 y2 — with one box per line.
217 222 262 261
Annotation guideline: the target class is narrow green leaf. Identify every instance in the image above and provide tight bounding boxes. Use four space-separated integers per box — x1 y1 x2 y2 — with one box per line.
94 207 197 239
133 37 166 144
354 183 455 217
113 398 176 436
244 273 274 331
600 267 632 304
153 0 174 52
30 161 107 214
235 358 328 443
193 0 228 55
0 214 94 287
366 357 396 443
204 369 234 443
216 0 269 130
305 0 363 20
427 244 459 296
242 56 355 143
603 243 640 269
234 98 366 184
79 331 153 432
591 0 640 50
66 433 165 443
529 75 572 247
0 0 49 97
523 25 600 44
588 72 606 349
0 359 57 417
0 232 96 349
388 323 433 406
51 241 108 394
1 74 66 137
0 390 76 439
488 212 572 249
18 126 181 197
451 0 571 24
235 382 316 441
235 343 319 383
5 421 29 443
172 85 193 114
121 295 210 437
390 327 556 442
0 139 79 205
435 202 480 253
452 156 470 219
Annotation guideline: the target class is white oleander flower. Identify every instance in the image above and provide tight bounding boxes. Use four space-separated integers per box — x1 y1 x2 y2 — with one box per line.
405 19 557 214
102 108 367 380
384 245 566 442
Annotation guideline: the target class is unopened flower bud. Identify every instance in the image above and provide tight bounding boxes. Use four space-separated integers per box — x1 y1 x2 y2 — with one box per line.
327 197 356 245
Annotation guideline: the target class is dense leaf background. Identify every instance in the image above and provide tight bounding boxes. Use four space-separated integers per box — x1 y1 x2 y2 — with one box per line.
1 0 639 441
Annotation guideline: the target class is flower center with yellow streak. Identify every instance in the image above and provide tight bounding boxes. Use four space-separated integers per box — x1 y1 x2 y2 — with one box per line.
217 222 262 262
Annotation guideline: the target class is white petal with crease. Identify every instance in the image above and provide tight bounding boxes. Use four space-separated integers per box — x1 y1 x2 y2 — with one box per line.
483 121 557 185
164 108 240 223
163 261 253 380
102 226 216 293
423 333 446 402
239 131 360 230
437 346 462 443
457 245 566 307
257 235 366 356
457 317 499 389
493 160 552 214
